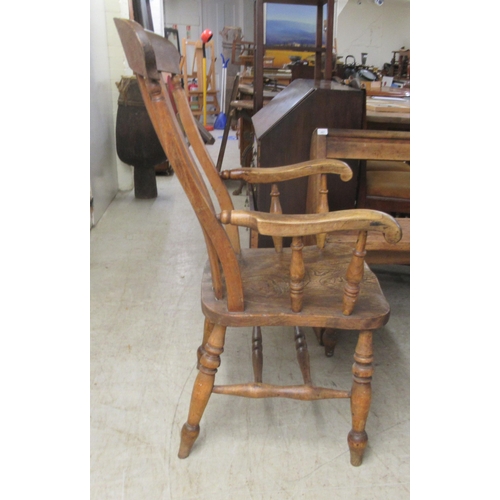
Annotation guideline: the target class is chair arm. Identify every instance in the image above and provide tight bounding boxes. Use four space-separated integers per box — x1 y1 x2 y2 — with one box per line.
218 209 402 244
219 159 353 184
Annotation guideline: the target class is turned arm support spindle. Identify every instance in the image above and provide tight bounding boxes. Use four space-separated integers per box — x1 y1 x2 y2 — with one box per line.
343 230 368 316
270 183 283 252
316 174 329 249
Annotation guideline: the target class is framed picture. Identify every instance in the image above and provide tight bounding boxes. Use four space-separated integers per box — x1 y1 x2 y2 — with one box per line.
264 3 326 47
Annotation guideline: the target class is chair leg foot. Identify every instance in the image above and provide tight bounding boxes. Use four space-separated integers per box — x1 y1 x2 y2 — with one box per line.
348 330 373 466
177 324 226 459
312 327 338 357
323 328 338 357
178 423 200 459
348 430 368 466
313 327 325 346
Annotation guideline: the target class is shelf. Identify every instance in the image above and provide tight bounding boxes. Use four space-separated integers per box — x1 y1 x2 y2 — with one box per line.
263 45 327 53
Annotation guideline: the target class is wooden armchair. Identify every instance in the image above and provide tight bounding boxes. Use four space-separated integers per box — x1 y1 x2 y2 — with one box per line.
114 18 402 467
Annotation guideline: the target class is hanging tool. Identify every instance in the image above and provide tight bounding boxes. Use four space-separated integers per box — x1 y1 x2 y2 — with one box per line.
200 28 213 129
214 54 229 130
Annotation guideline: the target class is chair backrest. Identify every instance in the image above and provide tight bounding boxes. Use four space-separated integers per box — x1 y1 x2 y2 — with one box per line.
114 18 245 312
310 128 410 213
114 19 402 318
311 129 410 162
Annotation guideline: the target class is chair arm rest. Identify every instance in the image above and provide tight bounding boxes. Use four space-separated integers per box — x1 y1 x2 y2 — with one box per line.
219 159 353 184
218 209 402 244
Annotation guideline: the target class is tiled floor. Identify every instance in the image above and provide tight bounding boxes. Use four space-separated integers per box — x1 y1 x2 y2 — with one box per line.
90 130 410 499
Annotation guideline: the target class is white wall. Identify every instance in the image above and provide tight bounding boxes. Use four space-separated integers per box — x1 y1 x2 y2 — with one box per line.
90 0 121 226
163 0 253 46
91 0 167 226
337 0 410 70
164 0 202 42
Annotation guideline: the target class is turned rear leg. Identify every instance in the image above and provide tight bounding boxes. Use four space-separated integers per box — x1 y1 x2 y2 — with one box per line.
178 324 227 459
348 330 373 466
252 326 263 383
313 327 339 357
294 326 311 385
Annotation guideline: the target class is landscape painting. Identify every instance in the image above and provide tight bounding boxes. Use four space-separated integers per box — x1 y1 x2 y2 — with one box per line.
264 3 325 47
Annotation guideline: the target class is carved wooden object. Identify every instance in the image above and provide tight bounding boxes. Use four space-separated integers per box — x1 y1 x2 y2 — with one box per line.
114 18 402 467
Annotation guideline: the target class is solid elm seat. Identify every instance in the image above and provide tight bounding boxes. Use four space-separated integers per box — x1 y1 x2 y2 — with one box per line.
114 17 402 467
201 244 390 330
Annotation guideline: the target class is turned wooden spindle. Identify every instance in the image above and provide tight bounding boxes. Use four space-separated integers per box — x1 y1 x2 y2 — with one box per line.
252 326 263 383
294 326 312 385
343 230 368 315
348 330 374 466
316 174 329 249
270 183 283 252
290 236 305 312
179 324 227 459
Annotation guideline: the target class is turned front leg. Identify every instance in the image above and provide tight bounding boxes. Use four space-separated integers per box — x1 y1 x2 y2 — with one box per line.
348 330 373 466
179 324 227 459
197 319 215 366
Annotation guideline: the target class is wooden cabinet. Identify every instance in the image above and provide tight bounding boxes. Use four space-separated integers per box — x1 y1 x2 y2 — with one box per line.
251 79 365 248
